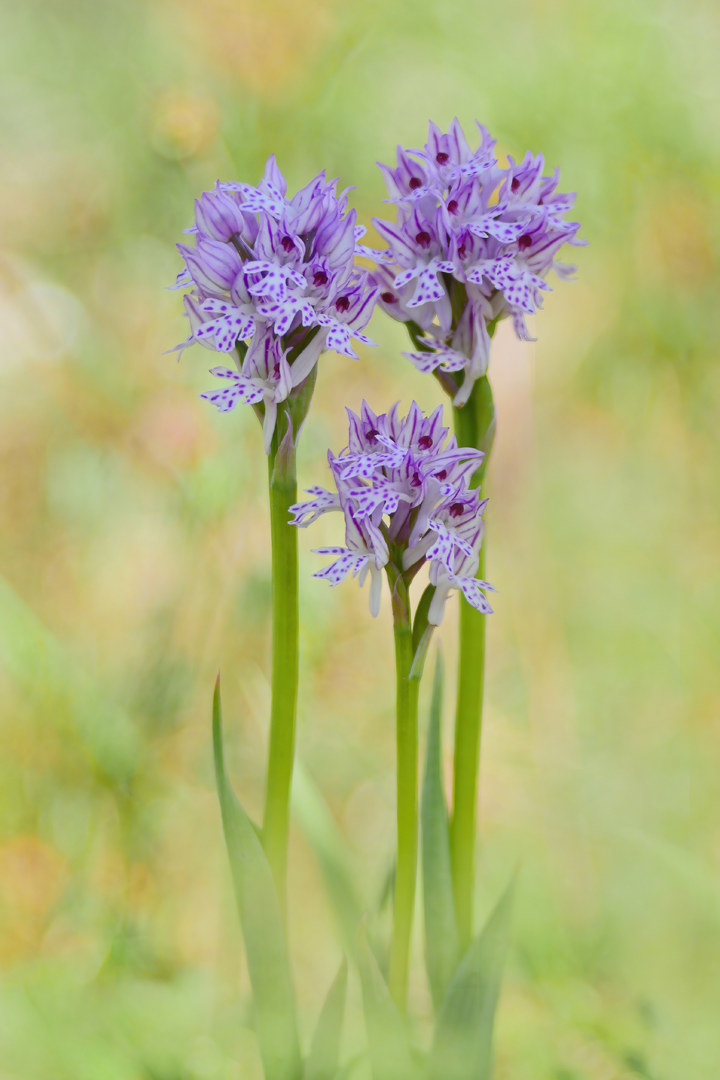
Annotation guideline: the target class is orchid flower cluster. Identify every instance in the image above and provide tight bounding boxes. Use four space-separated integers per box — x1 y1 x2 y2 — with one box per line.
170 156 379 451
169 118 586 1072
369 120 587 405
290 400 495 626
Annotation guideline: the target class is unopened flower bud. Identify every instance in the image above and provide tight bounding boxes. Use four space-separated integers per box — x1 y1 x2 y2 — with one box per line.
195 189 247 242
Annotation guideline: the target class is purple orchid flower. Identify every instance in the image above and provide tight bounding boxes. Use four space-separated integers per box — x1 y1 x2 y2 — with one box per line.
311 470 389 617
370 119 587 404
200 328 293 453
427 544 496 625
290 401 494 623
169 155 381 451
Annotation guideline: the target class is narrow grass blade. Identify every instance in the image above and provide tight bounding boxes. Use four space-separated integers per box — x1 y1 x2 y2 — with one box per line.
213 677 301 1080
357 924 415 1080
428 877 515 1080
304 956 348 1080
291 761 364 957
421 651 459 1011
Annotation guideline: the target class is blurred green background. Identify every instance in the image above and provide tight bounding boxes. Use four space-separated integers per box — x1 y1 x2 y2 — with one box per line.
1 0 719 1076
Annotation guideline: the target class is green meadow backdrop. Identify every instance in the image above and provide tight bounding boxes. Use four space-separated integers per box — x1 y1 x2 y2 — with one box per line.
0 0 718 1077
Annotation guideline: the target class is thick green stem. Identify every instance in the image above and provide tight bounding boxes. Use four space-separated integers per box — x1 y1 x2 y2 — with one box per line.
262 414 299 916
450 376 495 951
387 574 419 1013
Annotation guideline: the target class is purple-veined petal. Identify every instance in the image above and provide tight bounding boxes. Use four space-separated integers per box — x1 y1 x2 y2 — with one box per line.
373 218 417 262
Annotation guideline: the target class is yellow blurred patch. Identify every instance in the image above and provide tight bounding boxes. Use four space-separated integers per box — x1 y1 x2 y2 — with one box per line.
178 0 338 100
150 91 220 160
0 837 66 961
634 187 714 285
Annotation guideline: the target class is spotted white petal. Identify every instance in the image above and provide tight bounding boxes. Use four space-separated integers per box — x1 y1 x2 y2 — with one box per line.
357 244 395 263
393 268 418 288
288 487 341 526
325 322 358 359
407 264 447 308
313 551 368 586
457 576 494 614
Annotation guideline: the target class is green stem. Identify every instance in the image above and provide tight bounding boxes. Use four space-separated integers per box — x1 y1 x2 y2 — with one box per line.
450 375 495 951
262 411 299 917
387 571 419 1013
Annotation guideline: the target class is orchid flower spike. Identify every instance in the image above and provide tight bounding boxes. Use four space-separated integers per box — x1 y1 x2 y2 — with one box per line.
169 159 381 451
370 119 586 404
290 400 495 623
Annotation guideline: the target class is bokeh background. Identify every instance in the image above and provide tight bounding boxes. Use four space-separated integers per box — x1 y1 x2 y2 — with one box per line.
1 0 719 1076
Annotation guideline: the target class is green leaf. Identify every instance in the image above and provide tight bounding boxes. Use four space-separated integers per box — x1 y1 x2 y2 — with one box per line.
421 651 460 1011
410 584 436 682
428 878 515 1080
213 677 302 1080
411 583 435 654
409 625 434 682
291 761 364 958
304 957 348 1080
357 924 415 1080
406 320 436 353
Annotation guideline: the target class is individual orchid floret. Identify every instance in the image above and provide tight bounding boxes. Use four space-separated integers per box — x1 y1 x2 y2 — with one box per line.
170 294 257 358
178 236 244 294
425 491 495 625
373 208 455 323
377 145 435 204
428 546 496 626
370 118 586 404
312 500 389 618
194 184 255 244
405 485 487 569
403 342 466 375
370 263 427 326
465 253 552 317
200 328 292 453
287 479 340 527
290 400 493 624
314 270 380 360
415 119 497 186
168 155 382 451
